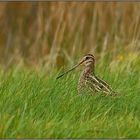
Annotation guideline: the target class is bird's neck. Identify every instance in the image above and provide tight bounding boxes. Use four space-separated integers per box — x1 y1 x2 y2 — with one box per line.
83 64 95 76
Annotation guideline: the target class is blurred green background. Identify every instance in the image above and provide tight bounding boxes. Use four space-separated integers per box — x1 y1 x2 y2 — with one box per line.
0 2 140 71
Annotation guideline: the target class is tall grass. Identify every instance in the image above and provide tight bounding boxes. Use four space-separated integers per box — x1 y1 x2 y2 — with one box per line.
0 2 140 138
0 58 139 138
0 2 140 70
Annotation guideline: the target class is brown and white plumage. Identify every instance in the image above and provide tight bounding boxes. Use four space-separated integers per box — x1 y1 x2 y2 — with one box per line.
56 54 118 96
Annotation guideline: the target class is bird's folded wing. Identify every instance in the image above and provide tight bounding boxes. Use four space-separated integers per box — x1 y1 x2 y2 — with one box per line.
85 75 113 94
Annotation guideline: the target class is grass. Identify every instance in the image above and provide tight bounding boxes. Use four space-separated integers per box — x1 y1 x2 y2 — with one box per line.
0 2 139 139
0 2 140 69
0 58 140 138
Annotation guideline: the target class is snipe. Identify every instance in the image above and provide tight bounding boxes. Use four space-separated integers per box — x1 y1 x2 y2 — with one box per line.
56 54 118 96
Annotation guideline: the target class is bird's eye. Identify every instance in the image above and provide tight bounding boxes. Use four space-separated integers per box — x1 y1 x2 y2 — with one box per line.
85 56 89 60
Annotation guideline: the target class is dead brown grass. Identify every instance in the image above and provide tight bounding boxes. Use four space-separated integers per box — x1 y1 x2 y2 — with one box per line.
0 2 140 71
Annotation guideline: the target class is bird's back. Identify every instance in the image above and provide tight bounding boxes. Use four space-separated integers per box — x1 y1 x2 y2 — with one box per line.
78 69 118 96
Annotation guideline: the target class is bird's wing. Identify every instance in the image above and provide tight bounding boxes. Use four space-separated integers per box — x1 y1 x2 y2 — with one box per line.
94 75 113 90
86 75 113 94
85 78 101 92
77 74 99 94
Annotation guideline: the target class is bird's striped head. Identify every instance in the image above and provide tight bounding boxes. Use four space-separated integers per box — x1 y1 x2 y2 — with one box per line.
79 54 95 66
56 54 95 79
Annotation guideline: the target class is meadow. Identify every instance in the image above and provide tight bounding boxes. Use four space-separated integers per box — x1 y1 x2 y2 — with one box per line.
0 2 140 138
0 56 140 138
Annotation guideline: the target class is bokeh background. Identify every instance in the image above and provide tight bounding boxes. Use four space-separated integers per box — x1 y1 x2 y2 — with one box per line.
0 2 140 71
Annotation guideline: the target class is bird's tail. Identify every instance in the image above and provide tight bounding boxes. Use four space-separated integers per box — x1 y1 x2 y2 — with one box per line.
111 90 120 97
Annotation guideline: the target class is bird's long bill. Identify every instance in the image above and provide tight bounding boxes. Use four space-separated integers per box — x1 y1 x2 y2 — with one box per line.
56 62 82 79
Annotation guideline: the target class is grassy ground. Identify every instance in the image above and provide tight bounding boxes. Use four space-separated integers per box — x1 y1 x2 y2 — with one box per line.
0 2 139 139
0 58 140 138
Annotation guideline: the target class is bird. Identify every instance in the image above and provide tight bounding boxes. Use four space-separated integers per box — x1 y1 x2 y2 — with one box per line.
56 54 118 96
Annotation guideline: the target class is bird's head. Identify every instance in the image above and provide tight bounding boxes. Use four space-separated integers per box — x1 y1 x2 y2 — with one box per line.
56 54 95 79
79 54 95 67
